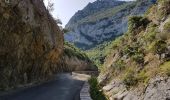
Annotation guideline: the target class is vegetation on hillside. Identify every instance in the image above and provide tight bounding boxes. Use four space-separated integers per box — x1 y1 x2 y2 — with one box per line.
95 0 170 89
57 42 97 72
88 77 107 100
85 41 112 67
64 42 90 61
68 0 155 29
77 2 135 25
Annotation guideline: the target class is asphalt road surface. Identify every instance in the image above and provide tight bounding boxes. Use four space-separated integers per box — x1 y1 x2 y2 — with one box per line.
0 73 85 100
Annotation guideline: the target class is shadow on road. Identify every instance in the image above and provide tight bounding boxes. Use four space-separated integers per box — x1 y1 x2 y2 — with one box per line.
0 73 85 100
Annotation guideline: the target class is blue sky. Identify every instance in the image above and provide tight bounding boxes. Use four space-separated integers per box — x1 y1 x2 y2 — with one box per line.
44 0 135 27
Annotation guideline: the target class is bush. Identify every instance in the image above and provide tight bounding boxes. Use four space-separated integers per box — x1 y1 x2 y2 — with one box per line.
114 59 125 71
145 31 157 42
144 23 158 42
88 77 107 100
152 40 167 58
123 70 138 88
123 44 144 64
137 70 149 86
128 16 150 33
64 42 89 61
123 45 135 56
132 53 144 64
164 21 170 32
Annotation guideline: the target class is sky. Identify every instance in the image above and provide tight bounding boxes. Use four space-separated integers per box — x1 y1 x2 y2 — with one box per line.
44 0 135 27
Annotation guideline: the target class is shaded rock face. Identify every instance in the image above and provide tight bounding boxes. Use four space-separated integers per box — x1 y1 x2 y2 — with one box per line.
65 0 155 50
0 0 64 89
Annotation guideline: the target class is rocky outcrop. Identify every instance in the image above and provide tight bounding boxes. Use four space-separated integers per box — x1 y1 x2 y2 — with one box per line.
0 0 64 89
101 76 170 100
65 0 156 50
144 76 170 100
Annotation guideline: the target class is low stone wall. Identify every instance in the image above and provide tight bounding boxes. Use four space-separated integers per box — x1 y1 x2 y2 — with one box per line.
72 72 93 100
80 82 92 100
73 71 99 76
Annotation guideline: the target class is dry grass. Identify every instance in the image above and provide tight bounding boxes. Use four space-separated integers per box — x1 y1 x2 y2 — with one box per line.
160 61 170 76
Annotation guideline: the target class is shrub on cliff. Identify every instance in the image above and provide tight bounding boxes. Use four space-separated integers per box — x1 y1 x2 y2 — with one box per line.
114 59 126 72
132 53 144 64
144 23 158 42
123 69 138 88
123 43 144 64
152 40 167 58
128 16 150 34
88 77 107 100
164 21 170 32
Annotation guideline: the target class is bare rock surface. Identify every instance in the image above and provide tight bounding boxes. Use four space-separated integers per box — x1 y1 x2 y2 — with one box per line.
100 76 170 100
144 76 170 100
0 0 63 89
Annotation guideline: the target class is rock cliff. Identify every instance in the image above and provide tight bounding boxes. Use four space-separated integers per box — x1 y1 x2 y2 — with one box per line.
65 0 156 50
0 0 97 90
0 0 64 89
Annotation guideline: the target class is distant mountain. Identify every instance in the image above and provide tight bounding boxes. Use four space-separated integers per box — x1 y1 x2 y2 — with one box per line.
65 0 156 50
66 0 126 29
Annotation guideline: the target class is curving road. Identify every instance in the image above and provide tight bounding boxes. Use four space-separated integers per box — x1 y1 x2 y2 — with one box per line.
0 73 86 100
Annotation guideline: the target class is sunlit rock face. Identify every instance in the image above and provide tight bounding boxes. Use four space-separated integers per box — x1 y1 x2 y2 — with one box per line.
65 0 156 50
0 0 64 89
97 0 170 99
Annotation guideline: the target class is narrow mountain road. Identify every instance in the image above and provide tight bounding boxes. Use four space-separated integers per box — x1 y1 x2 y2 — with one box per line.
0 73 89 100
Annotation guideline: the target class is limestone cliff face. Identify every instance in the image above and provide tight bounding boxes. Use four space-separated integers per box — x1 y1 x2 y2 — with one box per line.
0 0 64 89
65 0 156 50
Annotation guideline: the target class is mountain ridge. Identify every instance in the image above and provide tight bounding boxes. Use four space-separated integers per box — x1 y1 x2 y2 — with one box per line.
65 0 156 50
66 0 126 29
